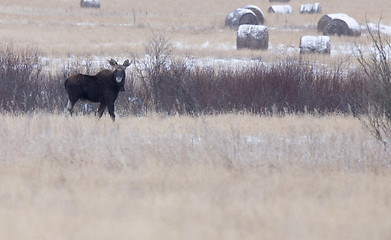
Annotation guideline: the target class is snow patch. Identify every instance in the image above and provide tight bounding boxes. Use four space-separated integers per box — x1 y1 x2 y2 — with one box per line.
201 41 210 49
366 23 391 35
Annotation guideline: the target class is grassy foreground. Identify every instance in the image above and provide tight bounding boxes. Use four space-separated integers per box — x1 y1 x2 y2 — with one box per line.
0 113 390 239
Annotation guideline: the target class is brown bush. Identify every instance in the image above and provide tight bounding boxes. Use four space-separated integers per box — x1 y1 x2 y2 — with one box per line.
356 23 391 145
0 41 370 117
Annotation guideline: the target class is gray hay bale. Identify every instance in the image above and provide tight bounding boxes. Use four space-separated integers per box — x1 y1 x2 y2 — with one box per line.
81 0 100 8
300 3 322 14
324 18 361 36
237 25 269 50
317 13 361 36
268 5 293 14
243 5 265 25
300 36 330 54
317 15 331 32
225 8 259 29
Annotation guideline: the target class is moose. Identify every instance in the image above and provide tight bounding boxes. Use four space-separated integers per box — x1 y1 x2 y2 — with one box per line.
64 59 131 121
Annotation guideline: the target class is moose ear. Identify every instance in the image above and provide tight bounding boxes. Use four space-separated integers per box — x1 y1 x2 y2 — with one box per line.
108 59 118 67
123 59 131 67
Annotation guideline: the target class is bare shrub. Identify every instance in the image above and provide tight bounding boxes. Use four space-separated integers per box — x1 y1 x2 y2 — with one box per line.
356 22 391 145
133 32 176 113
0 48 100 114
134 56 366 115
0 46 42 112
0 42 370 117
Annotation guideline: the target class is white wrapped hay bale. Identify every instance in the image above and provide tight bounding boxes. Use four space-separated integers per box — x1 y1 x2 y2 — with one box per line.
237 25 269 50
300 3 322 14
81 0 100 8
317 13 361 36
243 5 265 25
300 36 330 54
225 8 258 29
268 5 293 14
269 0 290 2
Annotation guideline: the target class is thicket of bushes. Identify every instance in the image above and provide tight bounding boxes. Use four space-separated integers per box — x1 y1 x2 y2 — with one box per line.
1 23 390 144
0 49 367 115
1 32 389 134
131 59 368 115
0 46 371 117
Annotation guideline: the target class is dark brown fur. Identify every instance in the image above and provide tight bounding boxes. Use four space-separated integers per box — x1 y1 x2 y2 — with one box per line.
64 59 131 121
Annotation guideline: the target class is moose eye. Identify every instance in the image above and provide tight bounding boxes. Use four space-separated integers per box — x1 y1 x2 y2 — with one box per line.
115 77 122 83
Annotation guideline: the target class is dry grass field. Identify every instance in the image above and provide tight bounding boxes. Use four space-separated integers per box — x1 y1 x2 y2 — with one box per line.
1 0 391 239
0 0 391 60
0 113 390 239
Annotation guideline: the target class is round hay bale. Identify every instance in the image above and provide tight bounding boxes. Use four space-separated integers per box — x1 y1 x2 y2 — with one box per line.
243 5 265 24
269 0 290 2
225 8 258 29
317 15 331 32
324 19 350 36
317 13 361 36
300 3 322 14
237 25 269 50
80 0 100 8
268 5 293 14
300 36 330 54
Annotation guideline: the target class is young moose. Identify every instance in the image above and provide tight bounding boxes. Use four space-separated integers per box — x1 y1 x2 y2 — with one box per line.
64 59 131 121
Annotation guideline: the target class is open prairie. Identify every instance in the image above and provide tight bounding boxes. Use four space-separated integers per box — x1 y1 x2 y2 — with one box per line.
0 113 390 239
0 0 390 60
1 0 391 239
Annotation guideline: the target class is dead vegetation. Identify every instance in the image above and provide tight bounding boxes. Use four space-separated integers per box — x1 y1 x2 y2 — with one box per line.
1 1 391 239
0 113 390 239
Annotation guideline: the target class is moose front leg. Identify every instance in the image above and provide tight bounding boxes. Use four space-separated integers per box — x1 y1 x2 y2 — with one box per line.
107 101 116 121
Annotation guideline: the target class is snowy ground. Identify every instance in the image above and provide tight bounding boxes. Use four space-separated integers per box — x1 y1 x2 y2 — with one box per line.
41 41 364 74
37 21 391 73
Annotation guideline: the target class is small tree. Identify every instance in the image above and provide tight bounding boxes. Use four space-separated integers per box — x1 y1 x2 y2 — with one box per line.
133 32 174 112
356 21 391 145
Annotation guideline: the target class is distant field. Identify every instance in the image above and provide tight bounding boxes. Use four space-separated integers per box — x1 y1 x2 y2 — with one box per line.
0 113 390 239
1 1 391 239
0 0 390 60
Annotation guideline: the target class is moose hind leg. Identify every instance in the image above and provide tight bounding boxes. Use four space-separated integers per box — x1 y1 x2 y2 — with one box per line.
66 99 75 116
97 102 107 118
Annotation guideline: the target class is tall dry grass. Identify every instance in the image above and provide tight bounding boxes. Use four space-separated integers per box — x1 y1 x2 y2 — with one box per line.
0 113 390 239
1 1 391 237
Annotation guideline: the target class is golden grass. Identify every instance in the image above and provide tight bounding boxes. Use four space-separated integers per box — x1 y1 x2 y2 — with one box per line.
0 113 390 239
1 0 391 236
1 0 390 60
